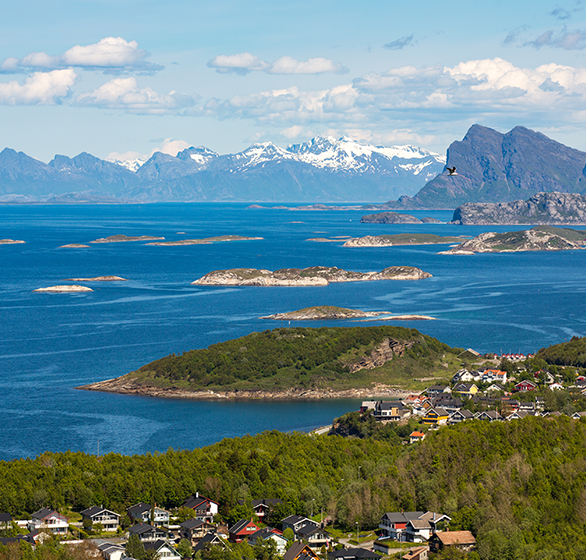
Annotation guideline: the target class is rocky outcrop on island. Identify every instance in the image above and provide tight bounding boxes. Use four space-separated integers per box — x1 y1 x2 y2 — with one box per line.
360 212 427 224
146 235 263 246
192 266 432 286
59 244 90 248
89 234 164 243
33 285 93 292
385 125 586 209
451 192 586 225
63 276 127 281
348 338 417 373
0 239 25 244
439 226 586 254
261 306 393 320
343 234 466 247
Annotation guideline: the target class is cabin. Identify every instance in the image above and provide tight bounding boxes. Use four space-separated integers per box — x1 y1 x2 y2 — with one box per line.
428 530 476 553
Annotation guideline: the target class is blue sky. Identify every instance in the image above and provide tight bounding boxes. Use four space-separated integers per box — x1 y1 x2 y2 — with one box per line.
2 0 586 162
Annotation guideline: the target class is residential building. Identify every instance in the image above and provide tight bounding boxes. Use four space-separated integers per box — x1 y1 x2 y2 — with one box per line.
182 493 219 522
127 503 169 526
452 383 479 398
428 531 476 553
409 431 426 444
515 380 537 392
423 407 449 426
143 539 180 560
327 547 380 559
374 401 410 421
281 515 328 549
379 512 449 542
193 533 227 554
80 506 120 532
228 519 259 543
95 540 126 560
248 527 288 555
448 409 474 425
179 518 215 545
379 512 424 540
250 498 283 522
426 386 451 398
0 513 12 529
475 410 502 422
127 523 167 543
29 508 69 535
283 542 320 560
402 546 428 560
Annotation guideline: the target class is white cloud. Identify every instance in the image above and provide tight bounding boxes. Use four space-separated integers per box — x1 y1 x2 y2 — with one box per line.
207 52 348 75
0 37 162 73
156 138 191 156
0 69 76 105
76 77 198 115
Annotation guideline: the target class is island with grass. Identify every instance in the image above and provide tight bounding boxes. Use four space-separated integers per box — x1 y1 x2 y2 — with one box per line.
192 266 432 286
343 233 466 247
439 226 586 254
260 306 435 321
146 235 263 246
77 325 462 399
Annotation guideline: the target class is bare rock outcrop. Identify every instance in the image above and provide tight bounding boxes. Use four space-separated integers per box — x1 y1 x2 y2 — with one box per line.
348 338 417 373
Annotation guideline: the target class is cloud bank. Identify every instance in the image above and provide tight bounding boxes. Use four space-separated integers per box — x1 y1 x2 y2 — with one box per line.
0 69 76 104
0 37 162 73
207 53 348 75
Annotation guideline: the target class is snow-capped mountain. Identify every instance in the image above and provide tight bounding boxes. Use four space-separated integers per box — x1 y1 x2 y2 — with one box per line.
107 157 146 172
0 137 446 202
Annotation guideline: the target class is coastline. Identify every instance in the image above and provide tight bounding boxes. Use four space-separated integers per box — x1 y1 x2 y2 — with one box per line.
77 378 414 401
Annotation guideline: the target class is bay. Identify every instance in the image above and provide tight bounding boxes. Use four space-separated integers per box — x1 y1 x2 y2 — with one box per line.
1 203 585 461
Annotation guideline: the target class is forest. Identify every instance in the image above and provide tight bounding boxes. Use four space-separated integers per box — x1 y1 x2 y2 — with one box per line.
1 416 586 559
120 326 461 392
536 336 586 368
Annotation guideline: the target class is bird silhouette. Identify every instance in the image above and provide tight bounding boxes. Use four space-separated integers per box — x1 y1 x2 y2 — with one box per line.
446 166 457 176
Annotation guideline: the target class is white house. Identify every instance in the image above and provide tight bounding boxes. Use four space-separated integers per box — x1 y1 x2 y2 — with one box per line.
28 508 69 535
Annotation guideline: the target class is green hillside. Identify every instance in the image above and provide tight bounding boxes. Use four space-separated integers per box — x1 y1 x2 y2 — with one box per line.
536 335 586 367
117 326 462 393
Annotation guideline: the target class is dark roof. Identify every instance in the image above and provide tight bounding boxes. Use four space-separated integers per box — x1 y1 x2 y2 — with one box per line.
183 494 218 509
251 498 283 507
283 542 319 560
143 540 171 552
282 514 306 525
229 519 255 534
382 512 424 523
193 532 223 553
128 523 157 535
297 523 327 537
180 518 205 530
32 508 55 520
0 513 12 522
127 503 151 516
328 548 380 560
80 506 119 518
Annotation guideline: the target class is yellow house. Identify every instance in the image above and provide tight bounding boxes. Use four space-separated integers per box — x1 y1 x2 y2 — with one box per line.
423 407 449 426
453 383 479 398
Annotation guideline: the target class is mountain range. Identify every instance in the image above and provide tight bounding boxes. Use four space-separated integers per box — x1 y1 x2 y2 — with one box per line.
388 125 586 209
0 137 445 203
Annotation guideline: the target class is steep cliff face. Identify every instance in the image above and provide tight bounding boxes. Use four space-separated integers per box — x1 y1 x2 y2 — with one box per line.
348 338 417 373
391 125 586 208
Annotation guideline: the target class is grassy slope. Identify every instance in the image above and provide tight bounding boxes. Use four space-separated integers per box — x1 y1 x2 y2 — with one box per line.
122 326 463 392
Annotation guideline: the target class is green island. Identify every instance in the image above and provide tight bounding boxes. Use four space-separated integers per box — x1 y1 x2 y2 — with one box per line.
343 234 466 247
79 326 462 398
260 306 435 321
440 226 586 254
146 235 263 246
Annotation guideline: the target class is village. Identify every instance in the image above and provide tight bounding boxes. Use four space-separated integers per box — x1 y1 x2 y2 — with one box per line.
1 354 585 560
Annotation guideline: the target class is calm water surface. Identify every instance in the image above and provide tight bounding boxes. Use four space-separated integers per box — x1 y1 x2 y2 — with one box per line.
1 203 585 460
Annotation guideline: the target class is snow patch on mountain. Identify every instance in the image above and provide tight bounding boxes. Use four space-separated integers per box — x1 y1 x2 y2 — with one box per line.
108 157 145 172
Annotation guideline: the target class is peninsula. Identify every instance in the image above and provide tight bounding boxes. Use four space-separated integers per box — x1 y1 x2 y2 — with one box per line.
77 325 461 398
343 233 466 247
192 265 432 286
146 235 263 246
439 226 586 254
33 285 93 293
89 234 164 243
261 306 435 321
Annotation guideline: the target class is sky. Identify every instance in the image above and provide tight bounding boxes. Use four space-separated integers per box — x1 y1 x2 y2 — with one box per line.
2 0 586 162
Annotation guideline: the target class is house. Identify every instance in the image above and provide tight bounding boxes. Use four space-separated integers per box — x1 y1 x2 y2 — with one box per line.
374 401 411 421
379 512 424 540
228 519 259 543
572 411 586 420
506 410 533 421
451 369 476 383
475 410 502 422
548 382 564 391
248 527 288 555
0 513 12 529
179 518 215 545
431 396 463 413
486 383 505 393
327 547 380 559
481 369 507 384
127 503 170 526
127 523 167 542
80 506 120 532
143 539 180 560
378 511 449 542
360 401 376 413
95 540 126 560
182 493 219 522
193 532 227 554
409 431 426 444
404 519 432 542
426 386 451 398
250 498 283 522
283 542 321 560
448 409 474 425
428 530 476 553
423 407 449 426
29 508 69 535
402 546 428 560
515 380 537 392
452 383 478 398
281 515 329 549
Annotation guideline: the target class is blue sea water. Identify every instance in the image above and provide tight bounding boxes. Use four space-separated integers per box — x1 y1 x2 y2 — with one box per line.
1 203 586 461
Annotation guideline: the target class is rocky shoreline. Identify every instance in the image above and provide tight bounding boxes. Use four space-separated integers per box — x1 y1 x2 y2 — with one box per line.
77 377 414 401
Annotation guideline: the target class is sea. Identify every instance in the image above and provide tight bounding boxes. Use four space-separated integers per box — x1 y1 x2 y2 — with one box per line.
2 202 586 462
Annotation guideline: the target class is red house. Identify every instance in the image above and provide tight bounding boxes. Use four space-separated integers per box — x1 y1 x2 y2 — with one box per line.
228 519 259 543
514 380 537 392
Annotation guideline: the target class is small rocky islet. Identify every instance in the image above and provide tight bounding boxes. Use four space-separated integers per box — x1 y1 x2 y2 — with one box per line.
260 305 435 321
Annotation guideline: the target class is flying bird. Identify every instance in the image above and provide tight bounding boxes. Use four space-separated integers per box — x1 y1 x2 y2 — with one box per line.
446 166 457 176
